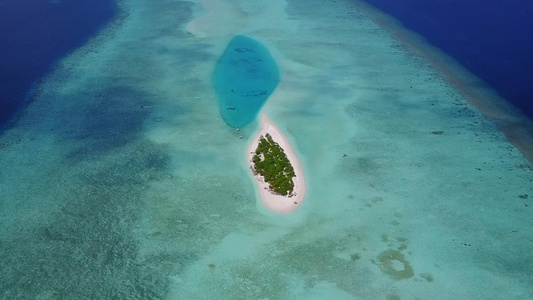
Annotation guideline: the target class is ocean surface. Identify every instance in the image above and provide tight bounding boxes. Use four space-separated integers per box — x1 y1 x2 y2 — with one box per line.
0 0 117 129
2 1 532 128
362 0 533 119
1 0 532 299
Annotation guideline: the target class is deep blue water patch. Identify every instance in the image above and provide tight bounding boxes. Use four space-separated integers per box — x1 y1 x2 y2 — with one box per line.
361 0 533 119
213 35 280 128
0 0 117 130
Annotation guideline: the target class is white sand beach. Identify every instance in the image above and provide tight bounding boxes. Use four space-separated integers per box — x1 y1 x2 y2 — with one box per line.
247 114 305 213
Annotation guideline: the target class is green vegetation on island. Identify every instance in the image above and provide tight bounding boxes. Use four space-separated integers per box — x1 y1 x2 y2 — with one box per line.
252 133 296 196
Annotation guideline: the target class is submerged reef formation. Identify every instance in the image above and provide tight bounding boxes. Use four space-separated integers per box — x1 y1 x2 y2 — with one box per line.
374 249 414 280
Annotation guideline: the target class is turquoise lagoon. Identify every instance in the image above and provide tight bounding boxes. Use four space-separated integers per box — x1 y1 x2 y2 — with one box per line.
213 35 279 128
0 0 532 299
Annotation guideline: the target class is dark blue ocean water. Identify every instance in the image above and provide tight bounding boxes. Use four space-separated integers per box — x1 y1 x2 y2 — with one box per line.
0 0 117 130
213 35 280 128
362 0 533 120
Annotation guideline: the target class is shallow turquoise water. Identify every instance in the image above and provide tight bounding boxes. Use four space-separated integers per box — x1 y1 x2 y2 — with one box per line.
0 0 532 299
213 35 279 128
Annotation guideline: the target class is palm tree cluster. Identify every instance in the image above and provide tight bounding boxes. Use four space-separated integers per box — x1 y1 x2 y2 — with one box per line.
252 134 296 196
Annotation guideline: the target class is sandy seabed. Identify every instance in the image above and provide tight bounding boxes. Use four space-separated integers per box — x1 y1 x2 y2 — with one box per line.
247 114 306 213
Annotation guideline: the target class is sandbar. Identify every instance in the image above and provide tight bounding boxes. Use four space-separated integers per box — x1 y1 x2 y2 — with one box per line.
186 0 242 38
248 114 306 213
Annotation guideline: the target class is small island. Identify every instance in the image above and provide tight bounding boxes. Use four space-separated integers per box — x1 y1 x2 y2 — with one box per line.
248 114 305 213
252 133 296 196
